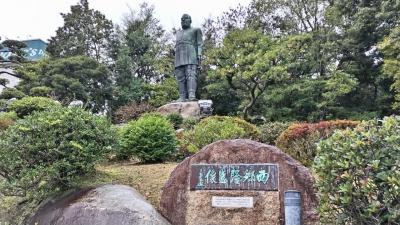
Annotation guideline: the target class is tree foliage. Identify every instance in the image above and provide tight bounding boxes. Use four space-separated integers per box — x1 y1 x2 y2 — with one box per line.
0 78 8 88
111 3 174 110
380 25 400 110
199 0 400 121
112 101 154 124
146 77 179 107
0 40 27 63
320 0 400 117
2 0 399 122
0 88 26 100
205 29 314 119
46 0 115 63
247 0 327 34
15 56 113 113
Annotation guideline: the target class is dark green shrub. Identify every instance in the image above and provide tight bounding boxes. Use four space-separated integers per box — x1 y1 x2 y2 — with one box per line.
29 86 52 97
314 116 400 224
276 120 359 167
231 117 261 140
166 113 184 129
0 107 116 202
182 116 261 153
0 99 6 109
199 116 261 140
174 117 200 160
181 117 199 130
0 88 26 99
8 96 60 118
259 121 291 145
118 113 177 162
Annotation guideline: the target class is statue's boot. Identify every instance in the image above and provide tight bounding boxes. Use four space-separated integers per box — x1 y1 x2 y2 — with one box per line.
187 73 197 101
188 91 197 101
175 96 187 102
175 79 187 102
174 67 188 102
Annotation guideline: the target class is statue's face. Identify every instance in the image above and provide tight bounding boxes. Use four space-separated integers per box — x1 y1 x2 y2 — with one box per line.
181 15 191 30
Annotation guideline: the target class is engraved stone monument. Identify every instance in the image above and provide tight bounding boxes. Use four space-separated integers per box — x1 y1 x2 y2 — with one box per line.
160 139 318 225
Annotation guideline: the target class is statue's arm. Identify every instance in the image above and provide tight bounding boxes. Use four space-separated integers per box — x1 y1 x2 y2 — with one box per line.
195 28 203 59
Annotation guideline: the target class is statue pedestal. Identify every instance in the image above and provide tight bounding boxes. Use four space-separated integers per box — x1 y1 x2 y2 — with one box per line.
157 101 200 118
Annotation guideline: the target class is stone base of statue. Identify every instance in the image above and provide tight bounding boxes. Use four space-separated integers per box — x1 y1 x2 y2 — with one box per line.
157 100 213 119
157 101 200 118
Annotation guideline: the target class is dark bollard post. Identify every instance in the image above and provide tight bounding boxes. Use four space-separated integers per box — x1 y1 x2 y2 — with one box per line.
284 190 302 225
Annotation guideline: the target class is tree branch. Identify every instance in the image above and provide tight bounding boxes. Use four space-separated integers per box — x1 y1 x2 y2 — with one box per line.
0 70 17 77
300 0 316 31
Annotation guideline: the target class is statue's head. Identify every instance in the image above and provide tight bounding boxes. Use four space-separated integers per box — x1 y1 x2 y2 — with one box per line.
181 14 192 30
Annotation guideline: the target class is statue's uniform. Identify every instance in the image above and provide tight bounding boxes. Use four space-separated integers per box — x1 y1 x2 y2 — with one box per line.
175 27 203 101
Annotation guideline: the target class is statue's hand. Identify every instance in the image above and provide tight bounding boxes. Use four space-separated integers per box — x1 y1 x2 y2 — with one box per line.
197 56 202 71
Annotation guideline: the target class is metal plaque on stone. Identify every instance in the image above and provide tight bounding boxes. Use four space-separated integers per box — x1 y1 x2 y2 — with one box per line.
190 164 278 191
211 196 254 208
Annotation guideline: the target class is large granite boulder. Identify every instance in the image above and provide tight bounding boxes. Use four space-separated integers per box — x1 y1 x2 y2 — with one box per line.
157 101 200 118
29 184 171 225
160 139 318 225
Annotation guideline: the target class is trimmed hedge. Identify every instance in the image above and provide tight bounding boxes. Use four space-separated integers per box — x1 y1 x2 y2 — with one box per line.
181 116 261 154
181 117 199 130
166 113 184 129
29 86 52 97
8 96 60 118
314 117 400 224
118 113 177 162
0 88 26 99
276 120 359 167
0 107 116 201
259 121 292 145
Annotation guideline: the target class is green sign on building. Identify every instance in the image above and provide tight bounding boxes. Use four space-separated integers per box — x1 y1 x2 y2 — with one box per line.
0 39 47 61
22 39 47 61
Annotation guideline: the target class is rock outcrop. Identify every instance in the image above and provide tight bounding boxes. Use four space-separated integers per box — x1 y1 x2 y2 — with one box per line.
157 101 200 118
29 184 171 225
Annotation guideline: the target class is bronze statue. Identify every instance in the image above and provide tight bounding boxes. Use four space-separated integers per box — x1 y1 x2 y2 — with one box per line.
175 14 203 102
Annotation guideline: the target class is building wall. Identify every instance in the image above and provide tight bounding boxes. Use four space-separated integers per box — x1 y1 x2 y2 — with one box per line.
0 68 21 93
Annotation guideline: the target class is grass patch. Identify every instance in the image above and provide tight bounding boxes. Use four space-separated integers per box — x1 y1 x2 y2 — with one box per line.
0 162 178 221
74 161 178 209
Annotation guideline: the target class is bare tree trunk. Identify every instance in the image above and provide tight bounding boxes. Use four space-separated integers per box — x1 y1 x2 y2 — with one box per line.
242 83 258 120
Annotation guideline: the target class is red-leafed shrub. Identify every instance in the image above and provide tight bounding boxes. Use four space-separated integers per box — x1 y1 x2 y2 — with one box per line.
0 112 18 132
276 120 359 167
113 102 154 124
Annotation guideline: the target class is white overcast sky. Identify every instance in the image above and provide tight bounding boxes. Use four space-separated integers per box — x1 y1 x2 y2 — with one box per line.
0 0 251 42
